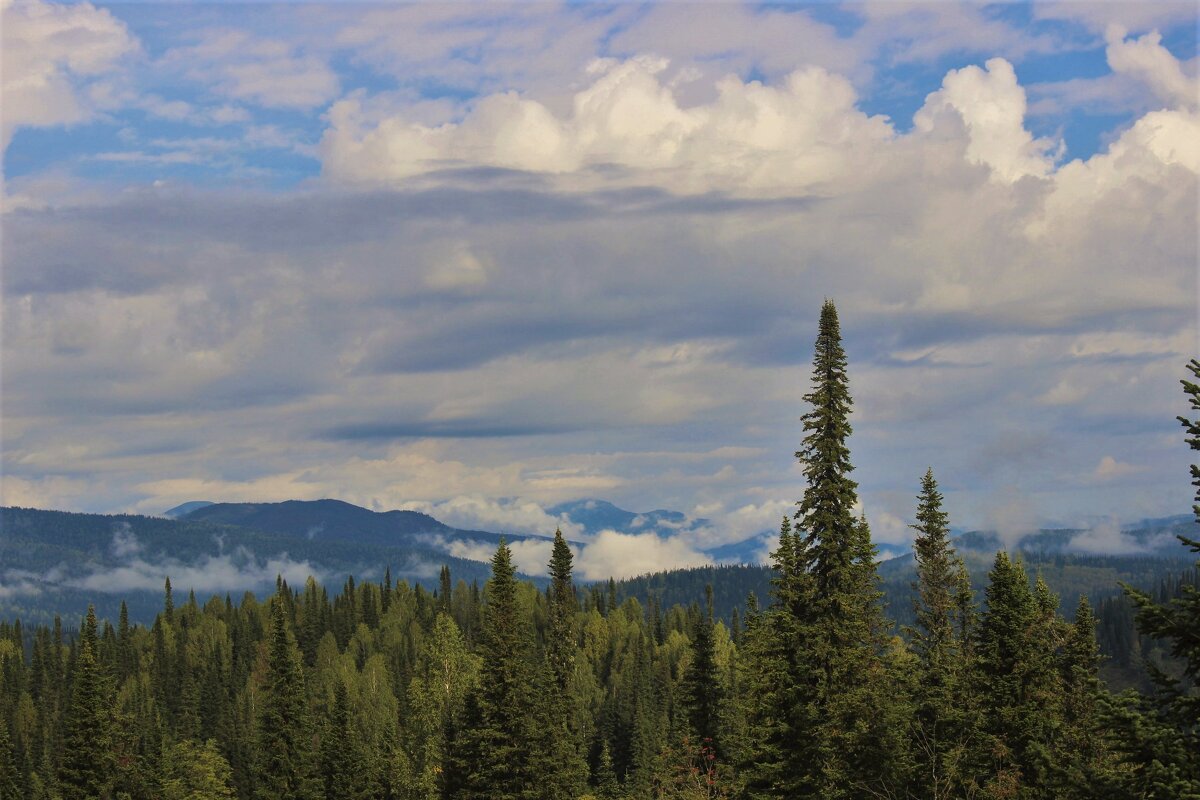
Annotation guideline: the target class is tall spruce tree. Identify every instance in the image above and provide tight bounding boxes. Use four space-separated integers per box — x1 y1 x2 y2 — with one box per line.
1054 596 1114 798
681 585 723 754
908 468 976 800
1107 359 1200 797
537 529 588 799
320 679 367 800
452 540 539 800
743 300 897 799
57 605 113 800
0 720 17 800
256 594 318 800
975 554 1064 798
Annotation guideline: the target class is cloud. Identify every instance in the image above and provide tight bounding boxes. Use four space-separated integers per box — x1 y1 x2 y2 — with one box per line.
1093 455 1146 482
913 58 1058 183
71 530 321 595
982 486 1039 552
399 495 583 539
1069 518 1148 555
440 536 557 578
2 11 1196 537
320 57 894 194
574 529 712 581
1105 26 1198 110
163 29 339 110
110 521 142 557
1 0 138 150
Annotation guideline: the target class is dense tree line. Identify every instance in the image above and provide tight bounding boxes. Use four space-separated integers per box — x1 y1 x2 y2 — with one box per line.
0 307 1196 800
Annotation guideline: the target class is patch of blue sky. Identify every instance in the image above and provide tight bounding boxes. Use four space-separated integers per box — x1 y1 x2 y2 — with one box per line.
5 124 125 180
774 1 863 38
328 52 399 96
1160 23 1199 61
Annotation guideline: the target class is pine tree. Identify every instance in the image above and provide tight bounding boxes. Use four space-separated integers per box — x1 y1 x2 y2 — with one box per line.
0 720 19 800
907 468 976 800
255 594 318 800
974 554 1064 798
681 585 723 754
451 540 539 800
320 680 367 800
1107 359 1200 797
57 605 113 800
1053 596 1115 798
539 529 587 799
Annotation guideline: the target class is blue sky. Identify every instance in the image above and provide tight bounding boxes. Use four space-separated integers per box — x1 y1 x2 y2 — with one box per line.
2 1 1197 573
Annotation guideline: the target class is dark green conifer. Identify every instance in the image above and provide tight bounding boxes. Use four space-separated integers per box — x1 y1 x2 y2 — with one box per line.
453 540 539 800
1106 359 1200 797
320 680 367 800
255 594 318 800
682 585 723 754
744 300 898 799
57 605 113 800
907 468 976 800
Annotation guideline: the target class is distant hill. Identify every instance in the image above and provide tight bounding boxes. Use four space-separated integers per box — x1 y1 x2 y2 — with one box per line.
162 500 213 519
180 498 552 548
3 498 1195 633
0 506 507 627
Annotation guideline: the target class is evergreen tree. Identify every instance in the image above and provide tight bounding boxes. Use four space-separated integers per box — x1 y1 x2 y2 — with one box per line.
681 585 722 754
974 554 1064 798
320 680 367 800
255 595 318 800
1107 359 1200 797
57 605 113 800
539 529 588 799
1053 596 1115 798
452 540 539 800
907 468 976 800
744 300 898 799
0 720 19 800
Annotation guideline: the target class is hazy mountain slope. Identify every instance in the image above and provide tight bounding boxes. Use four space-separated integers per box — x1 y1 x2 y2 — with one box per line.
0 506 501 626
181 498 549 547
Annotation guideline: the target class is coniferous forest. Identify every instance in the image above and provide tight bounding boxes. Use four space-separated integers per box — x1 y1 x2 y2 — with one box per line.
1 302 1197 800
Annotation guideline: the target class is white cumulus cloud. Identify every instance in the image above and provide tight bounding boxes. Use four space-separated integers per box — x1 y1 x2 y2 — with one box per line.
320 56 894 194
913 57 1058 183
574 529 712 581
1 0 138 150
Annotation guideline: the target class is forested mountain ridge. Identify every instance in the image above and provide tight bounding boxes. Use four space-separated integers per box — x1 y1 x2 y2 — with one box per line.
1 501 1191 630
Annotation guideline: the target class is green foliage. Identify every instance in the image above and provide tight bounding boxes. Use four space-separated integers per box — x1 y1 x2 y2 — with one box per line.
58 606 115 800
161 739 236 800
255 595 318 800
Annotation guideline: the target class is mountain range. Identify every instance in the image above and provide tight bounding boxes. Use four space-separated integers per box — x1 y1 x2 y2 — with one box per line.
0 498 1194 628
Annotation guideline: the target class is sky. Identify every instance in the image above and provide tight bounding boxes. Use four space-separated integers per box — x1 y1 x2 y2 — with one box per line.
1 0 1198 571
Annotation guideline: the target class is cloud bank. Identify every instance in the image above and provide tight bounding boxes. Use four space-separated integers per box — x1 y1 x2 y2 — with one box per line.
2 2 1196 570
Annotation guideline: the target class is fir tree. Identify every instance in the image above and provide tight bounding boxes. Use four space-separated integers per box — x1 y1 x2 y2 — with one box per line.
255 594 318 800
540 529 588 799
0 720 19 800
907 468 976 800
681 585 723 754
452 540 539 800
975 554 1064 798
320 680 367 800
1107 359 1200 797
1054 596 1115 798
57 606 113 800
744 301 898 799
